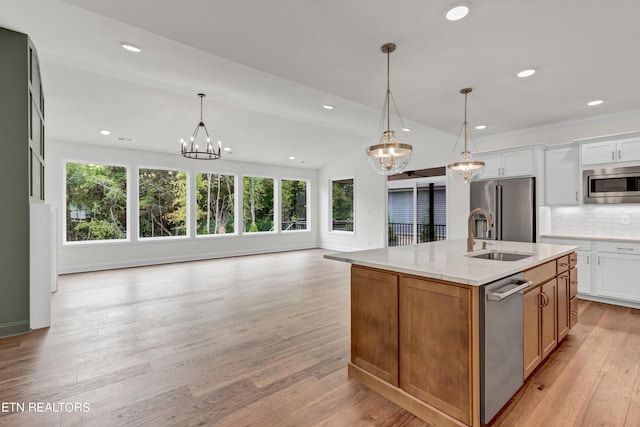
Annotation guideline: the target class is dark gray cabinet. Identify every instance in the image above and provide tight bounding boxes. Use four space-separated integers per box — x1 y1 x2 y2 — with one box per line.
0 27 45 337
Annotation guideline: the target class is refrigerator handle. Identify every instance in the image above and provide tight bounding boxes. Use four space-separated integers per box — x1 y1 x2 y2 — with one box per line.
498 185 504 240
494 185 500 240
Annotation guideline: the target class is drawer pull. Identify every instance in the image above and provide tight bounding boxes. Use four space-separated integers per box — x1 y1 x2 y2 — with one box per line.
559 262 569 266
617 247 634 251
570 280 578 285
571 311 578 315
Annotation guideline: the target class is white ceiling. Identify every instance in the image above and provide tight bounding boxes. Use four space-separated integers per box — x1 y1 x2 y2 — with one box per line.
2 0 640 169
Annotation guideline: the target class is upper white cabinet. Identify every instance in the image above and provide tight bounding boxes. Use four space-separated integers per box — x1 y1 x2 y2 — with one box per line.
475 149 534 179
545 146 580 206
581 137 640 166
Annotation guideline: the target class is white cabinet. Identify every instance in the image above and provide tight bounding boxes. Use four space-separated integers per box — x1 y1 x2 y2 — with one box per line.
596 241 640 303
581 137 640 166
476 149 533 179
545 147 579 205
576 251 592 294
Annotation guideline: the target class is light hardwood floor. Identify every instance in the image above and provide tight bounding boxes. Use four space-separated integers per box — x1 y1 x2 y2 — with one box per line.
0 249 638 426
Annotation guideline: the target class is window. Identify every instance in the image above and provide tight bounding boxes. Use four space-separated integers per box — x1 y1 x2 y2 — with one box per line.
139 168 187 237
243 176 274 232
65 162 127 241
281 179 308 231
196 172 235 235
331 177 354 232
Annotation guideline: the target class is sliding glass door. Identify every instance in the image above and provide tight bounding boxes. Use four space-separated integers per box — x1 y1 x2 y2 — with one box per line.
387 177 447 247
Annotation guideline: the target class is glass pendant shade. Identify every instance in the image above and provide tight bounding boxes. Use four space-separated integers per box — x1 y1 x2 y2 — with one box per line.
367 43 413 175
447 88 484 183
448 150 484 183
367 131 413 175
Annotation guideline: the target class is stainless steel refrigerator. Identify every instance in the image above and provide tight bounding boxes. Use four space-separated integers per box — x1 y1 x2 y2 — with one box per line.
470 177 536 243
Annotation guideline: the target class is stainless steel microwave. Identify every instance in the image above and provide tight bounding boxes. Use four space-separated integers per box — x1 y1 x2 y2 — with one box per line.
583 166 640 204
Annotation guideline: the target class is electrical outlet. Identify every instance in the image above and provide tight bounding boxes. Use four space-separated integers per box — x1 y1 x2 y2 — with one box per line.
621 214 630 225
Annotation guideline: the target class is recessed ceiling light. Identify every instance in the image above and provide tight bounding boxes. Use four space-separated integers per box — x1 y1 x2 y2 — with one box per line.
402 127 412 132
100 129 111 135
322 104 334 110
587 99 604 106
120 42 142 53
517 69 536 78
445 4 470 21
475 125 487 130
289 156 296 160
223 146 231 152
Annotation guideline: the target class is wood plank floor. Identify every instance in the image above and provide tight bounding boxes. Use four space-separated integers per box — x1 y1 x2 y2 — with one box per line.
0 249 638 426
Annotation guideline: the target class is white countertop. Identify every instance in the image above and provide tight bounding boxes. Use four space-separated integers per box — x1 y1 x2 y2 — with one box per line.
324 239 578 286
541 233 640 243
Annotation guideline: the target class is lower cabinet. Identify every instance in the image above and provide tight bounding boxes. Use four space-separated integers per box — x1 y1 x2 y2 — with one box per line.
523 279 558 379
351 266 399 386
350 265 477 426
523 253 576 380
400 276 472 425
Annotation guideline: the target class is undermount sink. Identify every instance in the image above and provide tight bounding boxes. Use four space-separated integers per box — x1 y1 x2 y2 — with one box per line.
466 250 534 261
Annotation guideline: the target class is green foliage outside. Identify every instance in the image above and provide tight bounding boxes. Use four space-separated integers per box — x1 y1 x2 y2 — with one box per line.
139 168 187 237
281 179 307 230
66 163 127 241
243 176 274 232
196 173 235 234
332 179 354 231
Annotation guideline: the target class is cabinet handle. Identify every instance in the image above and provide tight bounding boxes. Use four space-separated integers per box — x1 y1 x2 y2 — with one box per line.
587 255 590 264
570 280 578 285
617 247 634 251
560 274 569 280
612 151 615 160
538 293 545 308
598 256 601 265
502 167 505 175
619 149 622 160
576 191 578 202
571 310 578 315
542 292 549 307
559 262 569 267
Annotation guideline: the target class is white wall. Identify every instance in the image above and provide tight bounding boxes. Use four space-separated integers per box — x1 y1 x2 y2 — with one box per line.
48 140 318 273
318 125 463 251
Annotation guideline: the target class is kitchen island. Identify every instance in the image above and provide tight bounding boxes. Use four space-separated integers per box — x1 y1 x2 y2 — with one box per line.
325 239 578 427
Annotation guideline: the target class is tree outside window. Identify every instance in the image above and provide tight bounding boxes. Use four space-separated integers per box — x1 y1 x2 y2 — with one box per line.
65 162 127 241
281 179 307 231
331 178 354 232
139 168 187 237
196 172 235 235
242 176 274 232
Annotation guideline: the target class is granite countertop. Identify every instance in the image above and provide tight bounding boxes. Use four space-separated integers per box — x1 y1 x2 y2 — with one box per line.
541 233 640 243
324 239 578 286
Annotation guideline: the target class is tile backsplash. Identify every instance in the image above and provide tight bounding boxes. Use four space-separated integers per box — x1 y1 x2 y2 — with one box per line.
550 206 640 236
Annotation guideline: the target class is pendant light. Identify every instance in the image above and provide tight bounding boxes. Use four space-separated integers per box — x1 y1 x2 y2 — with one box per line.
447 88 484 183
180 93 222 160
366 43 413 175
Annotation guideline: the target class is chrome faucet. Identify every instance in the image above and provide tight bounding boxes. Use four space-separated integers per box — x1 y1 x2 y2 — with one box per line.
467 208 494 252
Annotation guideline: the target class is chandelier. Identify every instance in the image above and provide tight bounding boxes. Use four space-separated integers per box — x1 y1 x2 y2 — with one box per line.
447 88 484 183
366 43 413 175
180 93 221 160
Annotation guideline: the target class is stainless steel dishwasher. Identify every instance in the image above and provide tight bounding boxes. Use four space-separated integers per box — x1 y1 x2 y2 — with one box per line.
480 273 532 424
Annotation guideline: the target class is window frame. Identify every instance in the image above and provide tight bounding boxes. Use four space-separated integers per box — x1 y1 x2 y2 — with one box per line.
194 170 238 238
241 174 276 235
62 159 130 246
329 175 355 235
137 165 190 241
280 177 310 233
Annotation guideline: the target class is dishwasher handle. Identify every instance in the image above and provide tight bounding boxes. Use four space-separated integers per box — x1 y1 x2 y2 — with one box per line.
487 280 533 301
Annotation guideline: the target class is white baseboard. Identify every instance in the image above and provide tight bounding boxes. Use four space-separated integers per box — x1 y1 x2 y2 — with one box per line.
59 244 320 274
577 293 640 309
